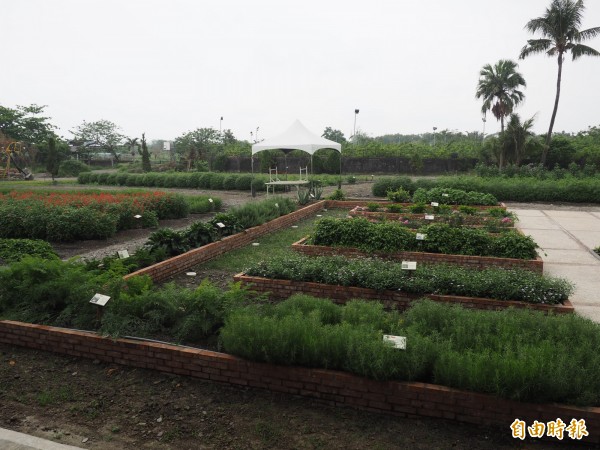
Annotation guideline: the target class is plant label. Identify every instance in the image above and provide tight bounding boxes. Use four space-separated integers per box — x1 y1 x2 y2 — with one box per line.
216 222 226 228
186 272 196 276
252 242 260 246
442 193 449 197
431 202 439 207
117 250 129 259
291 225 298 228
425 214 435 220
134 214 142 219
275 203 279 208
316 214 322 217
208 198 213 203
416 233 426 240
401 261 417 270
383 335 406 350
89 293 110 307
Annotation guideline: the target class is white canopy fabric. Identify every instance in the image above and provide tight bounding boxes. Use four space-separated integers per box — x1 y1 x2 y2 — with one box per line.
251 120 342 155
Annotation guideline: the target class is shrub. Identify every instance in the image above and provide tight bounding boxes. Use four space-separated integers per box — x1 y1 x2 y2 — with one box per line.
245 254 572 304
58 160 91 177
328 189 345 200
229 197 296 229
145 228 190 256
184 195 222 214
209 213 243 237
235 174 254 190
372 177 415 197
387 204 405 213
184 222 217 248
0 239 58 264
386 187 411 203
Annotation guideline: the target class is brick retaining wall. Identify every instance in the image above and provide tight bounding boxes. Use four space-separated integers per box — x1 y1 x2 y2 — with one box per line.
233 273 573 314
292 237 544 274
124 201 326 283
0 320 594 444
326 200 506 210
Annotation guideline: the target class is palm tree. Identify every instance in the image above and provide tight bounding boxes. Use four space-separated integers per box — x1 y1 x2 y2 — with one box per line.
476 60 527 167
124 137 139 161
519 0 600 165
504 113 538 166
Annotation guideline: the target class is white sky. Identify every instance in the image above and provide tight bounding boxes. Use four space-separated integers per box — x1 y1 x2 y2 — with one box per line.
4 0 600 142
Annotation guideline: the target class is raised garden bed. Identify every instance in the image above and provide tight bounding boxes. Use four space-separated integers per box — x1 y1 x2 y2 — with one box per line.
292 237 543 273
325 200 506 210
0 319 596 444
233 272 573 314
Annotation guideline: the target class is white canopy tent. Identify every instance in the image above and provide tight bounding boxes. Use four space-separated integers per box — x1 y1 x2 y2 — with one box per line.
250 120 342 185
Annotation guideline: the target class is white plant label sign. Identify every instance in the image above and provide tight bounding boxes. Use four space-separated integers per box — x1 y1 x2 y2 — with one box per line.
90 293 110 306
416 233 426 240
424 214 435 220
442 193 449 197
117 250 130 259
383 335 406 350
431 202 439 207
216 222 225 228
401 261 417 270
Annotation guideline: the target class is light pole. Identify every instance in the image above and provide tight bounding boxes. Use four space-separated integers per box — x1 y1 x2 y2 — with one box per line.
353 109 359 143
256 127 259 143
220 116 223 133
433 127 437 146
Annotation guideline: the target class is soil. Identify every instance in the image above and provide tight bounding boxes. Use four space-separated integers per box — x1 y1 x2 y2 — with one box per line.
1 179 592 449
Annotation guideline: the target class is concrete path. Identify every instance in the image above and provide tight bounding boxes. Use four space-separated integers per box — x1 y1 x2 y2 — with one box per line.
0 428 84 450
510 205 600 323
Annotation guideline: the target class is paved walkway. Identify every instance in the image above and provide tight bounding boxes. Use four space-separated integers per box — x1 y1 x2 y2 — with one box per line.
0 428 83 450
510 205 600 323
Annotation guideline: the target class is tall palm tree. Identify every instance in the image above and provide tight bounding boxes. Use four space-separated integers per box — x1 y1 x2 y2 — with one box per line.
125 137 139 160
519 0 600 165
476 60 527 167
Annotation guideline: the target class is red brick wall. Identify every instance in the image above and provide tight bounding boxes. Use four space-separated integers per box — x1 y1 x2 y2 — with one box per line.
292 238 544 274
124 201 326 283
326 200 506 211
0 320 595 443
233 273 573 314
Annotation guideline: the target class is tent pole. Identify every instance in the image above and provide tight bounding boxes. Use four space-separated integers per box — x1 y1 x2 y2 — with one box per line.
338 150 342 189
251 153 255 197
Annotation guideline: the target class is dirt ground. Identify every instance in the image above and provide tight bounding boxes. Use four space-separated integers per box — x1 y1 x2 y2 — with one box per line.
1 180 592 449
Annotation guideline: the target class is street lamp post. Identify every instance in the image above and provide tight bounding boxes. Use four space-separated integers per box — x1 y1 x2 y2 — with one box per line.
433 127 437 146
353 109 359 143
220 117 223 133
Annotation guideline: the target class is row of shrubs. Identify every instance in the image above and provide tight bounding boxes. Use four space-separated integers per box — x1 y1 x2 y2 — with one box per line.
78 171 265 191
221 295 599 405
0 193 193 242
474 162 599 179
373 175 600 203
386 187 498 206
245 254 571 304
311 218 538 260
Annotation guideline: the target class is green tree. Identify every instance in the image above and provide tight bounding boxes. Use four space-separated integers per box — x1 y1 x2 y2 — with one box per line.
46 137 59 181
140 133 151 172
71 120 125 162
503 113 539 166
174 128 221 170
519 0 600 165
124 137 139 160
476 60 527 134
0 104 56 145
322 127 347 144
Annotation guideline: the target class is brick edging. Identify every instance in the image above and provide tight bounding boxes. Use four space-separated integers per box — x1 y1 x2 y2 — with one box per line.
291 237 544 274
325 200 506 210
124 201 326 282
0 320 595 443
233 273 573 314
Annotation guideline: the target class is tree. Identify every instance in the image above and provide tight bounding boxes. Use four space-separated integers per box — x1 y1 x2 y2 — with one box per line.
174 128 221 170
46 137 59 181
476 60 527 135
125 137 139 160
503 113 539 166
519 0 600 165
71 120 126 162
322 127 347 144
140 133 151 172
0 104 56 145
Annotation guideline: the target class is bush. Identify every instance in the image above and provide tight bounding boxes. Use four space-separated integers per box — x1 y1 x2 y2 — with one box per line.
0 239 58 264
386 187 411 203
229 197 296 229
246 254 572 304
328 189 345 200
58 160 91 177
372 177 415 196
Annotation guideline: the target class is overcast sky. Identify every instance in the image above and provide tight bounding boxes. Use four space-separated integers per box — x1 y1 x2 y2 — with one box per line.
4 0 600 143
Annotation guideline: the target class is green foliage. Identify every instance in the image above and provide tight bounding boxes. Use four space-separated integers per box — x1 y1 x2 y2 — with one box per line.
145 228 191 256
209 213 243 237
183 195 222 214
311 218 536 259
184 222 217 248
229 197 296 229
412 187 498 206
246 254 572 304
372 176 415 196
0 239 58 264
386 187 411 203
327 189 345 200
57 160 91 177
222 297 600 405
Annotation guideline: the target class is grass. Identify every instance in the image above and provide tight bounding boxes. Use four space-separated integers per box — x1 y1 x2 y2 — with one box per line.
198 208 347 273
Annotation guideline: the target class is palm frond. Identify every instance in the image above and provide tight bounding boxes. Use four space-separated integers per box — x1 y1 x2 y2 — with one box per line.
571 43 600 60
578 26 600 41
519 39 552 59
